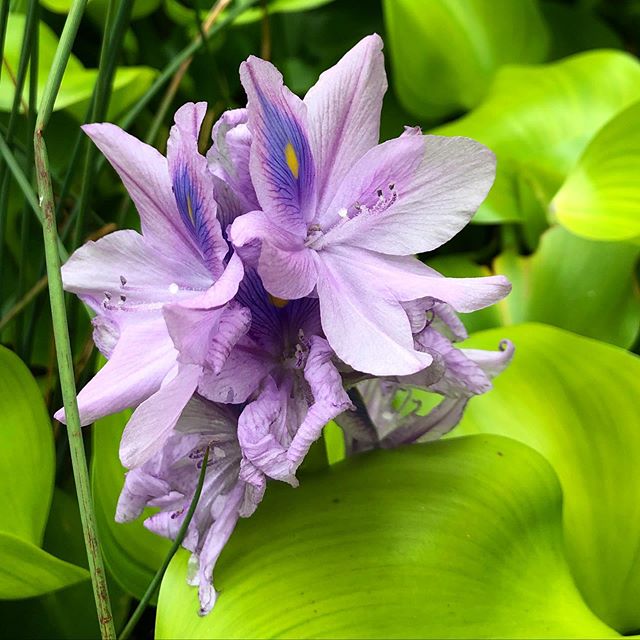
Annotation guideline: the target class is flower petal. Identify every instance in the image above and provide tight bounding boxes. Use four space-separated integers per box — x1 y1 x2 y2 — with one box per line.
54 314 177 426
167 102 228 277
286 337 353 466
316 248 433 376
305 34 387 215
119 364 201 468
240 56 316 233
319 134 496 254
60 229 212 312
82 123 197 259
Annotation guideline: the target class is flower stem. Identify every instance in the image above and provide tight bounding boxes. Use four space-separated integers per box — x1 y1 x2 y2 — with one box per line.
33 0 115 638
118 447 211 640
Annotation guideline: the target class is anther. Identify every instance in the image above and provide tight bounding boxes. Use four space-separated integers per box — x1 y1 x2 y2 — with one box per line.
120 275 127 287
119 295 126 303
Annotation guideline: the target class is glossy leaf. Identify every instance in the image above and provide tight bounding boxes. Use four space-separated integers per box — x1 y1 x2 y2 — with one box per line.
0 534 89 599
383 0 549 121
156 435 615 639
552 101 640 241
233 0 337 25
436 50 640 224
1 13 156 118
455 324 640 633
0 345 53 544
494 227 640 348
92 410 171 600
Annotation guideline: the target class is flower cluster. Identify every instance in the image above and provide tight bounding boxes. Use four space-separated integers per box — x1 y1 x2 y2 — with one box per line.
56 35 512 614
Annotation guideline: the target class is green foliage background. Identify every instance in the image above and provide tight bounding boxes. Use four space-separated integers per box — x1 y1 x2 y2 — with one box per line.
0 0 639 637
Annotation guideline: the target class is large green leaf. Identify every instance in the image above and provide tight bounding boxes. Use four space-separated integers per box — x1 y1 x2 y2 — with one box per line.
0 346 90 599
435 50 640 224
156 435 615 639
92 410 171 600
494 227 640 348
1 13 156 118
382 0 549 122
551 101 640 242
454 324 640 633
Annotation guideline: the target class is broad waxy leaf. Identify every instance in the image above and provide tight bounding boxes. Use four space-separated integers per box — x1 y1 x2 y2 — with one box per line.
435 50 640 224
383 0 549 121
455 324 640 633
494 227 640 348
0 346 89 598
156 435 615 639
552 101 640 241
92 410 171 600
1 13 156 118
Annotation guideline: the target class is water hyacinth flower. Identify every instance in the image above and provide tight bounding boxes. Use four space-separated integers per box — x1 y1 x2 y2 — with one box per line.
337 299 515 451
229 34 511 376
55 102 247 468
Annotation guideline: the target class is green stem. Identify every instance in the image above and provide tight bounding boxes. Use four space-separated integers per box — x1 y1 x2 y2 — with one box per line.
118 447 211 640
33 0 115 638
0 0 10 85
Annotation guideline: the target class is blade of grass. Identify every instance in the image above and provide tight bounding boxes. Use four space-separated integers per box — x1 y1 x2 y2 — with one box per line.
118 447 211 640
33 0 115 637
0 0 9 85
71 0 133 249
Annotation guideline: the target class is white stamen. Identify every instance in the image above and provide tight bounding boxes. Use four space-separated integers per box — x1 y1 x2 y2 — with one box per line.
338 207 348 219
168 282 179 295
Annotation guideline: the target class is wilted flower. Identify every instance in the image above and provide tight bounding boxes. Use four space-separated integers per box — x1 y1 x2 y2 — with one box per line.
229 34 511 376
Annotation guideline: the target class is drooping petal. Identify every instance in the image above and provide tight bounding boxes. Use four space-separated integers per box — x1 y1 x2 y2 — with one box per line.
119 364 201 468
60 229 212 312
82 123 198 259
315 249 433 376
286 337 353 466
461 339 515 379
237 379 298 486
304 34 387 215
317 134 496 255
167 102 228 276
240 56 317 233
54 315 177 426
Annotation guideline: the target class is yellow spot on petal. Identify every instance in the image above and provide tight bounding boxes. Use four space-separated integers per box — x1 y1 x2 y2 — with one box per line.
285 142 299 179
269 294 289 308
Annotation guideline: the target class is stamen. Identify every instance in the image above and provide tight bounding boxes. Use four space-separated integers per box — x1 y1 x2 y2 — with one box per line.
168 283 179 295
120 275 127 287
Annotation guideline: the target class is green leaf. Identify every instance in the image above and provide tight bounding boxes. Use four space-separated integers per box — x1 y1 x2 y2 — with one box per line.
494 227 640 347
0 344 53 544
383 0 549 121
92 410 171 600
0 533 88 599
436 50 640 224
156 435 615 639
454 324 640 633
232 0 337 25
1 13 156 118
551 100 640 242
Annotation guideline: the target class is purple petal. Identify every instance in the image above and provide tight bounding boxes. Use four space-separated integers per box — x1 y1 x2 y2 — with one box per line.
286 337 353 466
461 339 515 379
315 248 433 376
60 229 212 312
240 56 317 233
230 212 319 299
55 315 176 426
167 102 228 277
82 123 198 260
305 34 387 216
119 364 201 468
317 135 496 255
207 108 259 217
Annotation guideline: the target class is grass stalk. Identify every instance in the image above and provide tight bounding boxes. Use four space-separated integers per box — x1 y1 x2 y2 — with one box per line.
32 0 115 637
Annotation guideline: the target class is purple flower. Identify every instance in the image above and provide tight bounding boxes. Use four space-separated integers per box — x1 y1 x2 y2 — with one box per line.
116 396 263 615
336 299 515 450
55 102 246 468
228 34 511 376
